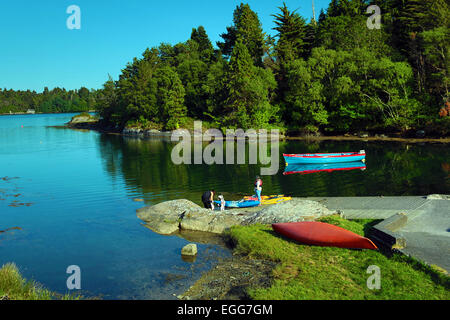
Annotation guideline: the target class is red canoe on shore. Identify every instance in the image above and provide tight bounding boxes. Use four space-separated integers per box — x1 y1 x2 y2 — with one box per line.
272 221 378 250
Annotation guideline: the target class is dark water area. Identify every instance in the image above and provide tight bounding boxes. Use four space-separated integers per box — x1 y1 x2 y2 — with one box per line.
0 114 449 299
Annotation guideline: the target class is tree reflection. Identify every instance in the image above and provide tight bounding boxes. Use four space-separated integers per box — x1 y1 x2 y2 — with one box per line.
97 134 450 203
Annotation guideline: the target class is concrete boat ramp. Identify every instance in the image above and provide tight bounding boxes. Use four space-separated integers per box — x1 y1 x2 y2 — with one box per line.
304 195 450 273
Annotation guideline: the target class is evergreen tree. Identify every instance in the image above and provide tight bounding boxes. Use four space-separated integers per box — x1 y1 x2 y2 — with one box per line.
218 3 265 66
154 65 186 130
190 26 214 63
272 3 309 122
273 3 308 62
176 41 210 119
392 0 449 102
224 37 276 129
202 58 227 122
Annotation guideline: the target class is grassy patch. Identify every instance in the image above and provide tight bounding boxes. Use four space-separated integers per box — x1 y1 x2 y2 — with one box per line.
69 112 98 123
225 216 449 300
0 263 78 300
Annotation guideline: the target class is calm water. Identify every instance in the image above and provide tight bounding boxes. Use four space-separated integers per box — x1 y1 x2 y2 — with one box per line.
0 114 449 299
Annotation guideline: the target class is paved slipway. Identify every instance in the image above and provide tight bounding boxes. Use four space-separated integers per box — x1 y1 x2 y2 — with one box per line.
305 195 450 272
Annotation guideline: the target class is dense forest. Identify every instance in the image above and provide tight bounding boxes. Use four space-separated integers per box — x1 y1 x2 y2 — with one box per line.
3 0 449 135
0 86 97 114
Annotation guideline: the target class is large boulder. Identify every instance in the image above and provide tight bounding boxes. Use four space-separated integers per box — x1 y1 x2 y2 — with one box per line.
243 199 335 225
137 198 336 235
180 209 246 234
426 194 450 200
137 199 206 235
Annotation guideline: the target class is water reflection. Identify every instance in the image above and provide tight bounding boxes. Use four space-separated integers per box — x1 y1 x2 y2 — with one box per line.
283 162 366 175
97 135 450 199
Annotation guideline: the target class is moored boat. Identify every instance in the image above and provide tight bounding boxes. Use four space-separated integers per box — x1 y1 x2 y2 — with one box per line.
283 150 365 164
272 221 378 250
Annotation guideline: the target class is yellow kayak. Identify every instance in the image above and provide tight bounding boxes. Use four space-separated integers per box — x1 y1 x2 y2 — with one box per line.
244 194 292 205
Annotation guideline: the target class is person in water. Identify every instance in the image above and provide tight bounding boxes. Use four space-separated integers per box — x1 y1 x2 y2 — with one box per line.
254 176 262 205
201 190 215 210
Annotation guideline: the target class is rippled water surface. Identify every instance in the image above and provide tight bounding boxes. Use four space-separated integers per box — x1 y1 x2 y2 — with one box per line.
0 113 448 299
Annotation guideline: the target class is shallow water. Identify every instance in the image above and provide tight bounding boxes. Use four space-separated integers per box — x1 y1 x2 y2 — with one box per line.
0 113 448 299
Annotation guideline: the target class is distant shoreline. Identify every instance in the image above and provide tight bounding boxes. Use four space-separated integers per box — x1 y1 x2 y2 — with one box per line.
63 120 450 144
0 111 96 116
285 135 450 144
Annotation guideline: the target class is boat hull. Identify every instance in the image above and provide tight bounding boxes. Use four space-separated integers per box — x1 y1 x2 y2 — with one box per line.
283 161 366 175
283 152 365 164
272 221 378 250
214 199 260 208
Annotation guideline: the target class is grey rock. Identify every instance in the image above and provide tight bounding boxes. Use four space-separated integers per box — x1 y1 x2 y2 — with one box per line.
181 243 198 256
180 210 245 234
359 133 369 138
426 194 450 200
123 127 173 138
244 199 335 225
416 130 426 138
137 199 206 235
137 198 336 235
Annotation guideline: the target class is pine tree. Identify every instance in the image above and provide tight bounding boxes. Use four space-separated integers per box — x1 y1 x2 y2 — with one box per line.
272 3 310 121
154 66 186 130
224 37 276 129
176 40 210 119
272 3 308 62
217 3 265 66
190 26 214 63
393 0 449 99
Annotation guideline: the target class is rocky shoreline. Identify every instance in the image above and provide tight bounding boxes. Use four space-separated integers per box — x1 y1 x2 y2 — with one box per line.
136 198 336 236
65 118 450 143
136 198 337 300
178 255 277 300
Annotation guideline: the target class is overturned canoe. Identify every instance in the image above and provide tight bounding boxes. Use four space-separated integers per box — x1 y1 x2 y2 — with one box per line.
284 151 365 164
283 162 366 175
272 221 378 250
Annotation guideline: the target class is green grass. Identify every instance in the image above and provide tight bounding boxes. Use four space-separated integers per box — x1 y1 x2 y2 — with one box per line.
225 215 450 300
0 263 79 300
70 112 98 122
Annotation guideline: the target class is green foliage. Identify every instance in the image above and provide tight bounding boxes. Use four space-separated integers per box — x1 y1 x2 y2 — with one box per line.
390 0 449 107
420 27 449 99
218 3 265 66
223 37 277 129
273 3 308 61
190 26 215 63
0 87 96 114
154 66 186 130
282 44 421 133
4 0 445 136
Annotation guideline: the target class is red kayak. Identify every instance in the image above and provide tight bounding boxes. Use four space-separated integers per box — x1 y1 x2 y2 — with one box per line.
272 221 378 250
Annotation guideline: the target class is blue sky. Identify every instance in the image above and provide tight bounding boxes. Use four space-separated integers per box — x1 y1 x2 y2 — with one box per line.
0 0 331 92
